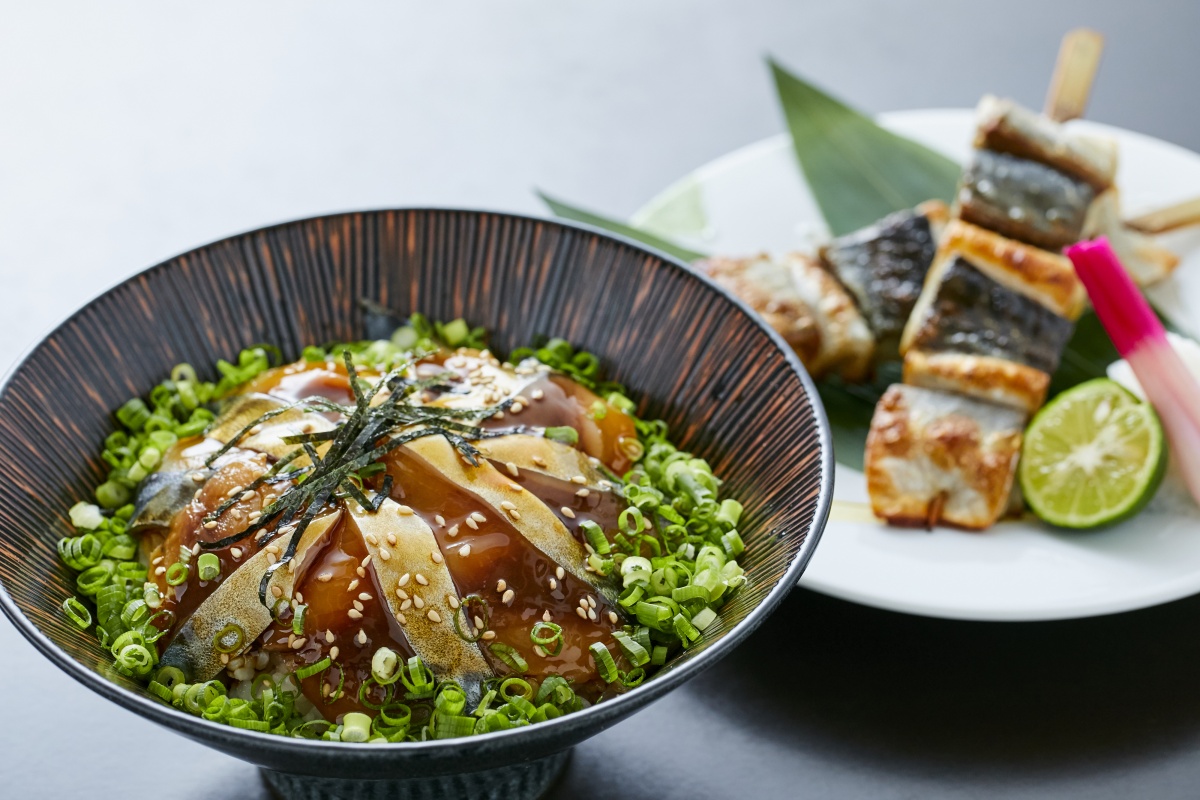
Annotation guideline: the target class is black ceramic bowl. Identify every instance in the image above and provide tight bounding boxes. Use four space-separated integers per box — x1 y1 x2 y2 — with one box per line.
0 209 830 799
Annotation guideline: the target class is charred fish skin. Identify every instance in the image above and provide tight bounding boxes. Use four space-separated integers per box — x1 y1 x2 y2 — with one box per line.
864 384 1024 530
819 201 948 360
957 149 1096 252
905 257 1075 375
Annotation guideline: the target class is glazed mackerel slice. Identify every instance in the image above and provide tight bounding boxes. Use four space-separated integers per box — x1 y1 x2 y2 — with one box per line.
819 200 948 361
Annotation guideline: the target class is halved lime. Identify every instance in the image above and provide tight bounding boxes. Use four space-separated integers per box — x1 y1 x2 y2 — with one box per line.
1020 378 1166 529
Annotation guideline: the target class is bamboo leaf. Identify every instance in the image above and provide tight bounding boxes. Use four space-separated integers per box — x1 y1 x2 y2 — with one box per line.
769 58 961 236
537 191 708 263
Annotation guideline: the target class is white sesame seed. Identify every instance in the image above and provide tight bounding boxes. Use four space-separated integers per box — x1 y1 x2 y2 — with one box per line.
415 573 429 586
459 544 472 558
448 595 460 609
532 456 547 467
265 553 278 567
395 612 407 626
576 488 590 498
571 475 587 485
575 607 587 619
413 596 425 609
533 644 546 657
154 566 166 576
352 599 364 612
395 587 408 600
482 630 496 640
435 514 446 526
431 550 444 564
317 572 332 583
325 630 335 643
203 520 218 530
427 609 442 623
500 501 517 511
587 596 597 609
543 610 552 622
465 517 479 531
230 547 242 559
356 629 367 645
399 573 411 587
348 579 360 592
400 599 412 611
556 566 565 580
549 578 557 590
608 611 619 624
361 554 372 567
588 608 597 621
330 646 339 660
471 512 486 523
509 509 522 521
348 609 363 620
447 524 460 538
358 592 373 602
531 389 544 400
291 637 307 650
386 532 397 546
509 483 523 493
561 507 576 519
506 462 520 478
221 653 230 664
379 548 391 561
266 544 280 556
397 505 414 516
502 589 515 605
271 585 283 598
496 579 507 592
510 402 524 414
364 533 379 546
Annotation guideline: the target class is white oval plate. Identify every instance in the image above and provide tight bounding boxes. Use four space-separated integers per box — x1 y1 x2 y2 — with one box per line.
636 109 1200 620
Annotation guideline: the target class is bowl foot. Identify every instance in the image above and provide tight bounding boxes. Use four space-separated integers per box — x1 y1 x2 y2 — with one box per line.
260 748 571 800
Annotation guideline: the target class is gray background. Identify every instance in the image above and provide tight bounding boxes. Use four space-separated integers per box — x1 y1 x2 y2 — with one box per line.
2 2 1199 797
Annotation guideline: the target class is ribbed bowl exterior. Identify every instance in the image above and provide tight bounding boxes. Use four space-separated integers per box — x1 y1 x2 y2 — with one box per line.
0 209 830 778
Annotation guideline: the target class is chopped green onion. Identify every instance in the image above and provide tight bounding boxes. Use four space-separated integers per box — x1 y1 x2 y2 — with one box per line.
291 603 307 636
453 594 488 643
580 520 610 555
671 584 710 603
651 645 668 666
619 667 646 687
197 553 221 581
544 426 579 445
530 621 564 656
500 677 533 701
432 712 477 739
489 642 529 673
611 631 650 666
68 502 105 531
672 613 701 646
721 530 745 557
589 642 618 683
691 606 718 631
296 657 332 681
399 656 436 699
165 562 189 586
61 596 92 629
212 623 245 654
341 712 373 743
371 647 399 684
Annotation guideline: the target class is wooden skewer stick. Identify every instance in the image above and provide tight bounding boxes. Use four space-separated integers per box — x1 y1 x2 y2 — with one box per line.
1126 196 1200 235
1043 28 1105 123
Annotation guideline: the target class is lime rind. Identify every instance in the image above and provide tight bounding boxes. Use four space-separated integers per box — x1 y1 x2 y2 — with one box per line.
1019 378 1166 530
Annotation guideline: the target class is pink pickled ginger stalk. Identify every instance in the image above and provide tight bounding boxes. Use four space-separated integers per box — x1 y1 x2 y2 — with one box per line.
1067 237 1200 506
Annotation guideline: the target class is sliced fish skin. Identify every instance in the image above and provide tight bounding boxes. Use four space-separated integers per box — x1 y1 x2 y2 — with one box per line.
159 511 342 682
205 393 335 461
904 256 1075 375
820 200 948 360
129 469 207 533
957 149 1095 252
864 384 1024 530
973 95 1117 189
344 499 491 702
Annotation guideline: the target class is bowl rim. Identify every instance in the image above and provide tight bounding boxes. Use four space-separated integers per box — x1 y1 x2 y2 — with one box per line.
0 206 832 758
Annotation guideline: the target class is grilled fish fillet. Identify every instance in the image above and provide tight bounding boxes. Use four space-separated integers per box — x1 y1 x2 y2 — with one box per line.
698 252 874 380
864 384 1025 530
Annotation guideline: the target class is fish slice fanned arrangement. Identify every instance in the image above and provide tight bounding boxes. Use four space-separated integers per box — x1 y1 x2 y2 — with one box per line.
55 320 749 742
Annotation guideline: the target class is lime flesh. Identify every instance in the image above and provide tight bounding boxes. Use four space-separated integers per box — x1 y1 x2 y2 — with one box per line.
1020 378 1166 529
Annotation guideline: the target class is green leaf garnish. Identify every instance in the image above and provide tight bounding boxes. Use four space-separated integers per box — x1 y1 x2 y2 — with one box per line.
536 191 708 263
769 57 960 236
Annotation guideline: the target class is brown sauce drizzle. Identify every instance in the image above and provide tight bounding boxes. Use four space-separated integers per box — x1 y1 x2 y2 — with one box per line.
487 458 625 544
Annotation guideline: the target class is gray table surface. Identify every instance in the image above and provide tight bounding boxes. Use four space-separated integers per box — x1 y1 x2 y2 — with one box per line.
4 2 1200 797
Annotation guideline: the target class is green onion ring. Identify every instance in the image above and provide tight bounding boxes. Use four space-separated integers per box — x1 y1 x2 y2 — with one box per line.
529 621 564 656
165 562 189 586
212 622 245 654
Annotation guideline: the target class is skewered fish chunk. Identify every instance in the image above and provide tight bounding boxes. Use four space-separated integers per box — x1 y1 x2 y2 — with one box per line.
864 384 1024 529
973 95 1117 189
819 201 949 360
697 252 873 380
1083 188 1180 286
957 149 1096 251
